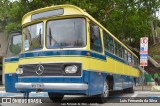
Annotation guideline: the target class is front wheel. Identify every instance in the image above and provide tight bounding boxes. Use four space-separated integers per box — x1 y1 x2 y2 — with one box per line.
48 93 64 103
97 79 109 103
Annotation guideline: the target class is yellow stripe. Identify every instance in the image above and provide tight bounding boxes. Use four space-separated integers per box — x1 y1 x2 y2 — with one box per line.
4 62 19 74
5 56 140 77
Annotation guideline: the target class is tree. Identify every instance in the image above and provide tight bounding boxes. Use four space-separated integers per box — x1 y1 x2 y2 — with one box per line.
0 0 159 48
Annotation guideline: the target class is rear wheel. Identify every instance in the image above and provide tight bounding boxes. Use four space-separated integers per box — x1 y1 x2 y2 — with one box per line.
97 79 109 103
48 93 64 103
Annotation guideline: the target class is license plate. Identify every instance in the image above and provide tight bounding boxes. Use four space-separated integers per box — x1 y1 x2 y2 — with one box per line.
31 83 44 89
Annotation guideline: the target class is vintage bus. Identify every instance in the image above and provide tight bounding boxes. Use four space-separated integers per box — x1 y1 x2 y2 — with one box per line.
4 5 140 103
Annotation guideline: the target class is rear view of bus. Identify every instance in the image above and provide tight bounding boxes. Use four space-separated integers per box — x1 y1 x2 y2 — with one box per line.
4 32 21 92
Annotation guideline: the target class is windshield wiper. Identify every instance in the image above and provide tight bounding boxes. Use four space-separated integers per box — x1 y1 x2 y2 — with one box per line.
49 27 63 49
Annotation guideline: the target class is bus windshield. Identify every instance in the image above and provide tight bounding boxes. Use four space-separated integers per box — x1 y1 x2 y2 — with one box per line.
23 22 44 51
46 18 86 49
6 34 22 57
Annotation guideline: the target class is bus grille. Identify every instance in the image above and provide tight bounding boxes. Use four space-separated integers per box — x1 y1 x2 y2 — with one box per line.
19 63 82 77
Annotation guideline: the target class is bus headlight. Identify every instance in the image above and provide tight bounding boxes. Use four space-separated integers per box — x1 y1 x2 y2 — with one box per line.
65 65 78 73
16 68 23 74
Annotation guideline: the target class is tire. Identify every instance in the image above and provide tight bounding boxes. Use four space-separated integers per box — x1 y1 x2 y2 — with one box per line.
97 79 109 103
48 93 64 103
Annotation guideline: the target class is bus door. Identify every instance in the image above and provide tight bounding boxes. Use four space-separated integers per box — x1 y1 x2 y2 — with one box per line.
89 22 105 94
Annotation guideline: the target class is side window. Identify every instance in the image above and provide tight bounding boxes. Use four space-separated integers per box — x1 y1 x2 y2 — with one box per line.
115 41 118 55
119 45 123 58
115 41 123 58
122 48 124 59
132 55 135 64
109 37 114 53
103 31 110 51
90 23 102 52
124 49 128 61
128 52 132 63
7 34 22 57
103 31 114 53
134 57 138 66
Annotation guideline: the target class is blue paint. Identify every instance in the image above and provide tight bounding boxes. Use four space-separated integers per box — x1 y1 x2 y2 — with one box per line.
5 70 106 95
5 73 21 93
19 50 106 61
140 47 144 51
121 75 133 89
4 57 19 62
18 70 89 83
88 71 106 95
113 74 134 90
140 54 148 56
5 70 90 94
5 70 135 95
17 70 105 95
113 74 123 90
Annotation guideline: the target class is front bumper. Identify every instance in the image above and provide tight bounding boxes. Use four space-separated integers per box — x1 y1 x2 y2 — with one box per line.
15 83 88 90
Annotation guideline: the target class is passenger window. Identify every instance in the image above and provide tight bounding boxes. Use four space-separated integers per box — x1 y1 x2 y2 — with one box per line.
134 58 138 66
103 30 114 53
128 52 132 63
103 31 110 51
109 37 114 53
132 55 135 64
122 48 124 59
90 23 102 52
124 50 128 61
115 41 122 58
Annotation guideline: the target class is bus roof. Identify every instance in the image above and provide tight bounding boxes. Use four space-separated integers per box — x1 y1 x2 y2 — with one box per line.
22 4 138 58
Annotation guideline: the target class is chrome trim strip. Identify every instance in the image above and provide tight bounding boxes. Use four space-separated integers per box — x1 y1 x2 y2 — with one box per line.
15 83 88 90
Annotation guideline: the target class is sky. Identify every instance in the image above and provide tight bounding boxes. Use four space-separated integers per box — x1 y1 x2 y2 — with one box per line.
156 9 160 19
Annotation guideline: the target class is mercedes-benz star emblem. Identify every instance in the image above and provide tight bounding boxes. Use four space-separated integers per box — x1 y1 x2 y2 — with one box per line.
35 64 44 75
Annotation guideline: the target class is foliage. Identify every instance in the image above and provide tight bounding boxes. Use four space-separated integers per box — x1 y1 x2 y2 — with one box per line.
0 0 160 47
149 44 160 63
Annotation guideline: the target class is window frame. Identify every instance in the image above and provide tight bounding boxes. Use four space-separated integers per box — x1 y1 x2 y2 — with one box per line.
22 21 44 52
103 31 110 51
115 41 123 58
128 52 132 63
45 17 87 49
6 34 22 57
90 22 103 53
124 49 128 61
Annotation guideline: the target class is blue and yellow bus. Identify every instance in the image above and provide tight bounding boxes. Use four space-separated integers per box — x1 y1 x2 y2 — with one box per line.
4 5 140 103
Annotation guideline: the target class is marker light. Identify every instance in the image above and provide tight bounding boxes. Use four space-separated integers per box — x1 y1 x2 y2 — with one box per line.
16 68 23 74
65 65 78 73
